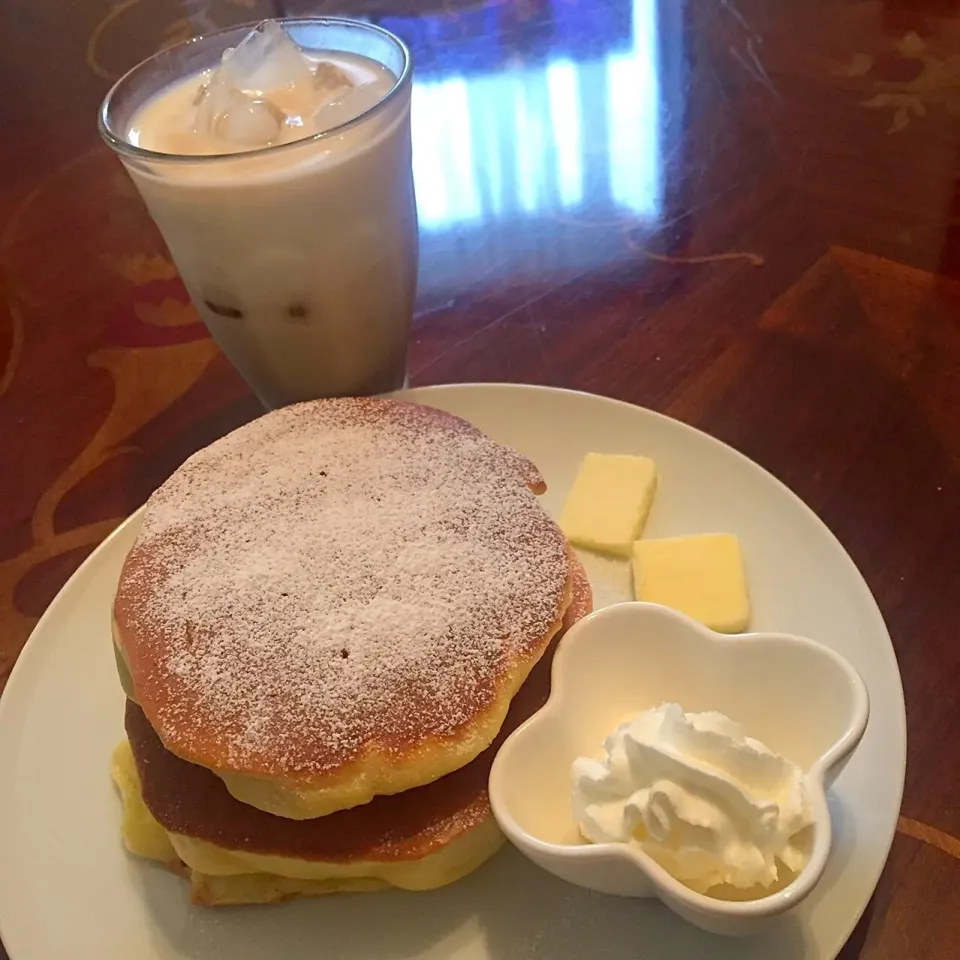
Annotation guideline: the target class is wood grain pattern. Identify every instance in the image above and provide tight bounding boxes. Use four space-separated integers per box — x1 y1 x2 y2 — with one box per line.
2 0 959 956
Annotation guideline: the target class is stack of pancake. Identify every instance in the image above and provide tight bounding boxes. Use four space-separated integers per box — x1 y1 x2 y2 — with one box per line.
111 397 591 905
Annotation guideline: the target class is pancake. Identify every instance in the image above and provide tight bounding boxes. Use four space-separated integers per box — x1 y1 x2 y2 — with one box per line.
116 561 592 905
114 397 572 819
191 873 390 907
111 740 498 904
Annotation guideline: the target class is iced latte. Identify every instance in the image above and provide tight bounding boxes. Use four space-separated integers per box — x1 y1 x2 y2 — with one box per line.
100 19 417 407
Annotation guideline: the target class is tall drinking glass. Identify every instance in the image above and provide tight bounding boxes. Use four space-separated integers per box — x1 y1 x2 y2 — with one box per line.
99 19 417 408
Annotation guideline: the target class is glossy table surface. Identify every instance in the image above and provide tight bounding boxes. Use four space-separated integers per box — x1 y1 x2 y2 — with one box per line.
2 0 959 956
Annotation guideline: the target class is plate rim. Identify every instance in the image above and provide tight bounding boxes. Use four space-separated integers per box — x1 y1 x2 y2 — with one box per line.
0 382 907 960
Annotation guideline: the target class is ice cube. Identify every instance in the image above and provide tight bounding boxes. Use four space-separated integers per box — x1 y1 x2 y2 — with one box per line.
194 70 233 135
193 70 280 146
193 20 325 146
313 61 354 102
213 93 285 146
312 82 383 134
223 20 314 96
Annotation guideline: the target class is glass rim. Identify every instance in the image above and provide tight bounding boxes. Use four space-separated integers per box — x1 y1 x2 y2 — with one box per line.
98 17 412 165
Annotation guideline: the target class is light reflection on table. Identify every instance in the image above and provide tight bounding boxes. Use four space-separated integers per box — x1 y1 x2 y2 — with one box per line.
400 0 663 234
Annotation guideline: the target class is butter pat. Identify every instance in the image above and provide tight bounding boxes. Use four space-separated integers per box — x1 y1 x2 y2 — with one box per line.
559 454 658 557
632 533 750 632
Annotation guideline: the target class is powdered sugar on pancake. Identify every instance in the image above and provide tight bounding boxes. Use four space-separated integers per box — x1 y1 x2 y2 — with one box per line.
116 398 570 777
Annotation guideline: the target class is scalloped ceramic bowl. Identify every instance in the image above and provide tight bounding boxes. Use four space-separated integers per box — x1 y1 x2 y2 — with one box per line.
489 602 869 937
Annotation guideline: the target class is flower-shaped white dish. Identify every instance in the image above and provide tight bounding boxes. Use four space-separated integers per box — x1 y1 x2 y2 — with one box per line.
489 602 869 937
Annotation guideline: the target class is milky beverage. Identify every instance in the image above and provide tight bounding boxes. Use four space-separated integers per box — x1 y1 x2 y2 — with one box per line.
114 21 416 407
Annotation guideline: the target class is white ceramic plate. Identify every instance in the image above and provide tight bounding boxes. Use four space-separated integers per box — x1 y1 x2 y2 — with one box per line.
0 384 905 960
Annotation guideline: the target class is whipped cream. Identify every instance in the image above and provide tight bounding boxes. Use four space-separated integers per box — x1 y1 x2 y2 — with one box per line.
571 703 813 893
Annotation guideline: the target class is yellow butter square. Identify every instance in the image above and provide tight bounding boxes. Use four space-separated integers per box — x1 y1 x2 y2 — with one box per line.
559 453 658 557
632 533 751 633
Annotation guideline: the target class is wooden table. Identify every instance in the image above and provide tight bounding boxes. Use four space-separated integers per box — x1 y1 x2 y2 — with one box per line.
2 0 958 956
